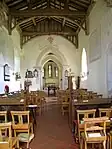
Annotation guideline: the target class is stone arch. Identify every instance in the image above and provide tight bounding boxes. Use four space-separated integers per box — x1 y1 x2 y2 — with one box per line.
41 55 62 69
36 44 67 67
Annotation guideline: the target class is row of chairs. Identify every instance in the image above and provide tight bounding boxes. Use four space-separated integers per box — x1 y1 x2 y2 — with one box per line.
74 108 112 149
0 110 34 149
57 88 104 116
72 89 103 100
57 90 70 115
25 91 47 115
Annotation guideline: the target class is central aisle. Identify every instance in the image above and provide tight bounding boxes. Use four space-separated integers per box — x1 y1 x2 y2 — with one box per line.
30 104 78 149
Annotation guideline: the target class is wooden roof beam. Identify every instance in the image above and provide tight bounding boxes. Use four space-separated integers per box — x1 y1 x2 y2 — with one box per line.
22 31 76 36
47 0 50 8
27 0 32 10
64 0 69 9
87 0 96 15
62 18 66 27
32 18 36 26
54 16 85 31
0 0 9 14
7 0 23 7
52 17 77 30
10 8 86 17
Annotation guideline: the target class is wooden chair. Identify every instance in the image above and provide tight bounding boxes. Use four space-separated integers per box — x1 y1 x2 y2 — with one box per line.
0 111 7 123
76 109 96 142
99 108 112 117
61 95 69 115
0 122 19 149
99 108 112 129
11 111 34 148
81 117 108 149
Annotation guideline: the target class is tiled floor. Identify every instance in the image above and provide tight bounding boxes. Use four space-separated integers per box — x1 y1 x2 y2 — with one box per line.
30 103 78 149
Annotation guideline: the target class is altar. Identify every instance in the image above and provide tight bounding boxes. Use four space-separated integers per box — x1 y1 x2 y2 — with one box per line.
48 85 57 97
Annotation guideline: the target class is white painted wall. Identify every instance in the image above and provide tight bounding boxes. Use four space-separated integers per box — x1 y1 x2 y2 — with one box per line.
79 0 112 97
21 35 80 90
0 0 110 97
0 26 21 93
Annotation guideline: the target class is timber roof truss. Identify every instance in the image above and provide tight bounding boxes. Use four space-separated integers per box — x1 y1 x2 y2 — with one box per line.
2 0 96 48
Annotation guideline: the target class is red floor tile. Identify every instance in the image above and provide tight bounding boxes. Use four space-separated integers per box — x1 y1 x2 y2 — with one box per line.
30 104 78 149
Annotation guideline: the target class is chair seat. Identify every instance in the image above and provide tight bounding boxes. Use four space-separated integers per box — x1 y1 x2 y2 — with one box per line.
18 133 34 142
12 124 30 130
79 123 84 129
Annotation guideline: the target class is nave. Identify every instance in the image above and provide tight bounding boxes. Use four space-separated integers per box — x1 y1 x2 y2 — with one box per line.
30 102 78 149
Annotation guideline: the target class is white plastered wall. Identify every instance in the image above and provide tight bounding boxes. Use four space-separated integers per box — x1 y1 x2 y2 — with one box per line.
79 0 112 97
0 26 21 93
21 35 81 90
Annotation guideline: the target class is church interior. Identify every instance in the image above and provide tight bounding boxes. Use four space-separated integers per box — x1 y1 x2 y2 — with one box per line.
0 0 112 149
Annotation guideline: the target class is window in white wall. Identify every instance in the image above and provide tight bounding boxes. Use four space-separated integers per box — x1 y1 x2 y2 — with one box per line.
81 48 88 81
55 67 58 77
48 65 52 77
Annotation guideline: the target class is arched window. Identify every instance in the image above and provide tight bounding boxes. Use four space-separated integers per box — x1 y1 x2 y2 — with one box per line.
48 65 52 77
81 48 88 81
55 67 58 77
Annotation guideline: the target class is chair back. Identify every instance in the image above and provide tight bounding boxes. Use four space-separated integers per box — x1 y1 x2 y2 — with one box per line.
77 109 96 125
11 111 30 125
0 111 7 123
0 122 12 148
83 117 108 141
99 108 112 117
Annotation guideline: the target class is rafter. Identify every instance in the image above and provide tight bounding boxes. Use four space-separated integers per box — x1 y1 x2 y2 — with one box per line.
52 17 77 30
12 17 46 30
10 8 86 17
7 0 23 7
47 0 50 8
64 0 69 9
54 16 85 31
4 0 95 49
0 0 9 14
27 0 32 10
87 0 96 15
62 18 66 27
